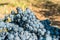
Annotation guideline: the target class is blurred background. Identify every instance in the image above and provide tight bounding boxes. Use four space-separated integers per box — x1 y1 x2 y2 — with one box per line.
0 0 60 28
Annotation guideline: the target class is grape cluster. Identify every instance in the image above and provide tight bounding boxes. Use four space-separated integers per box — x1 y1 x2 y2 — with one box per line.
0 7 60 40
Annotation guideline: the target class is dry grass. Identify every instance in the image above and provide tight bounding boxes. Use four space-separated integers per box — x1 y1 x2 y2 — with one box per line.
0 0 30 18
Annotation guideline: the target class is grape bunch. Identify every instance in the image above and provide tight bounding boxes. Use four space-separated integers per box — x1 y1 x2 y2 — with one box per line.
0 7 60 40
